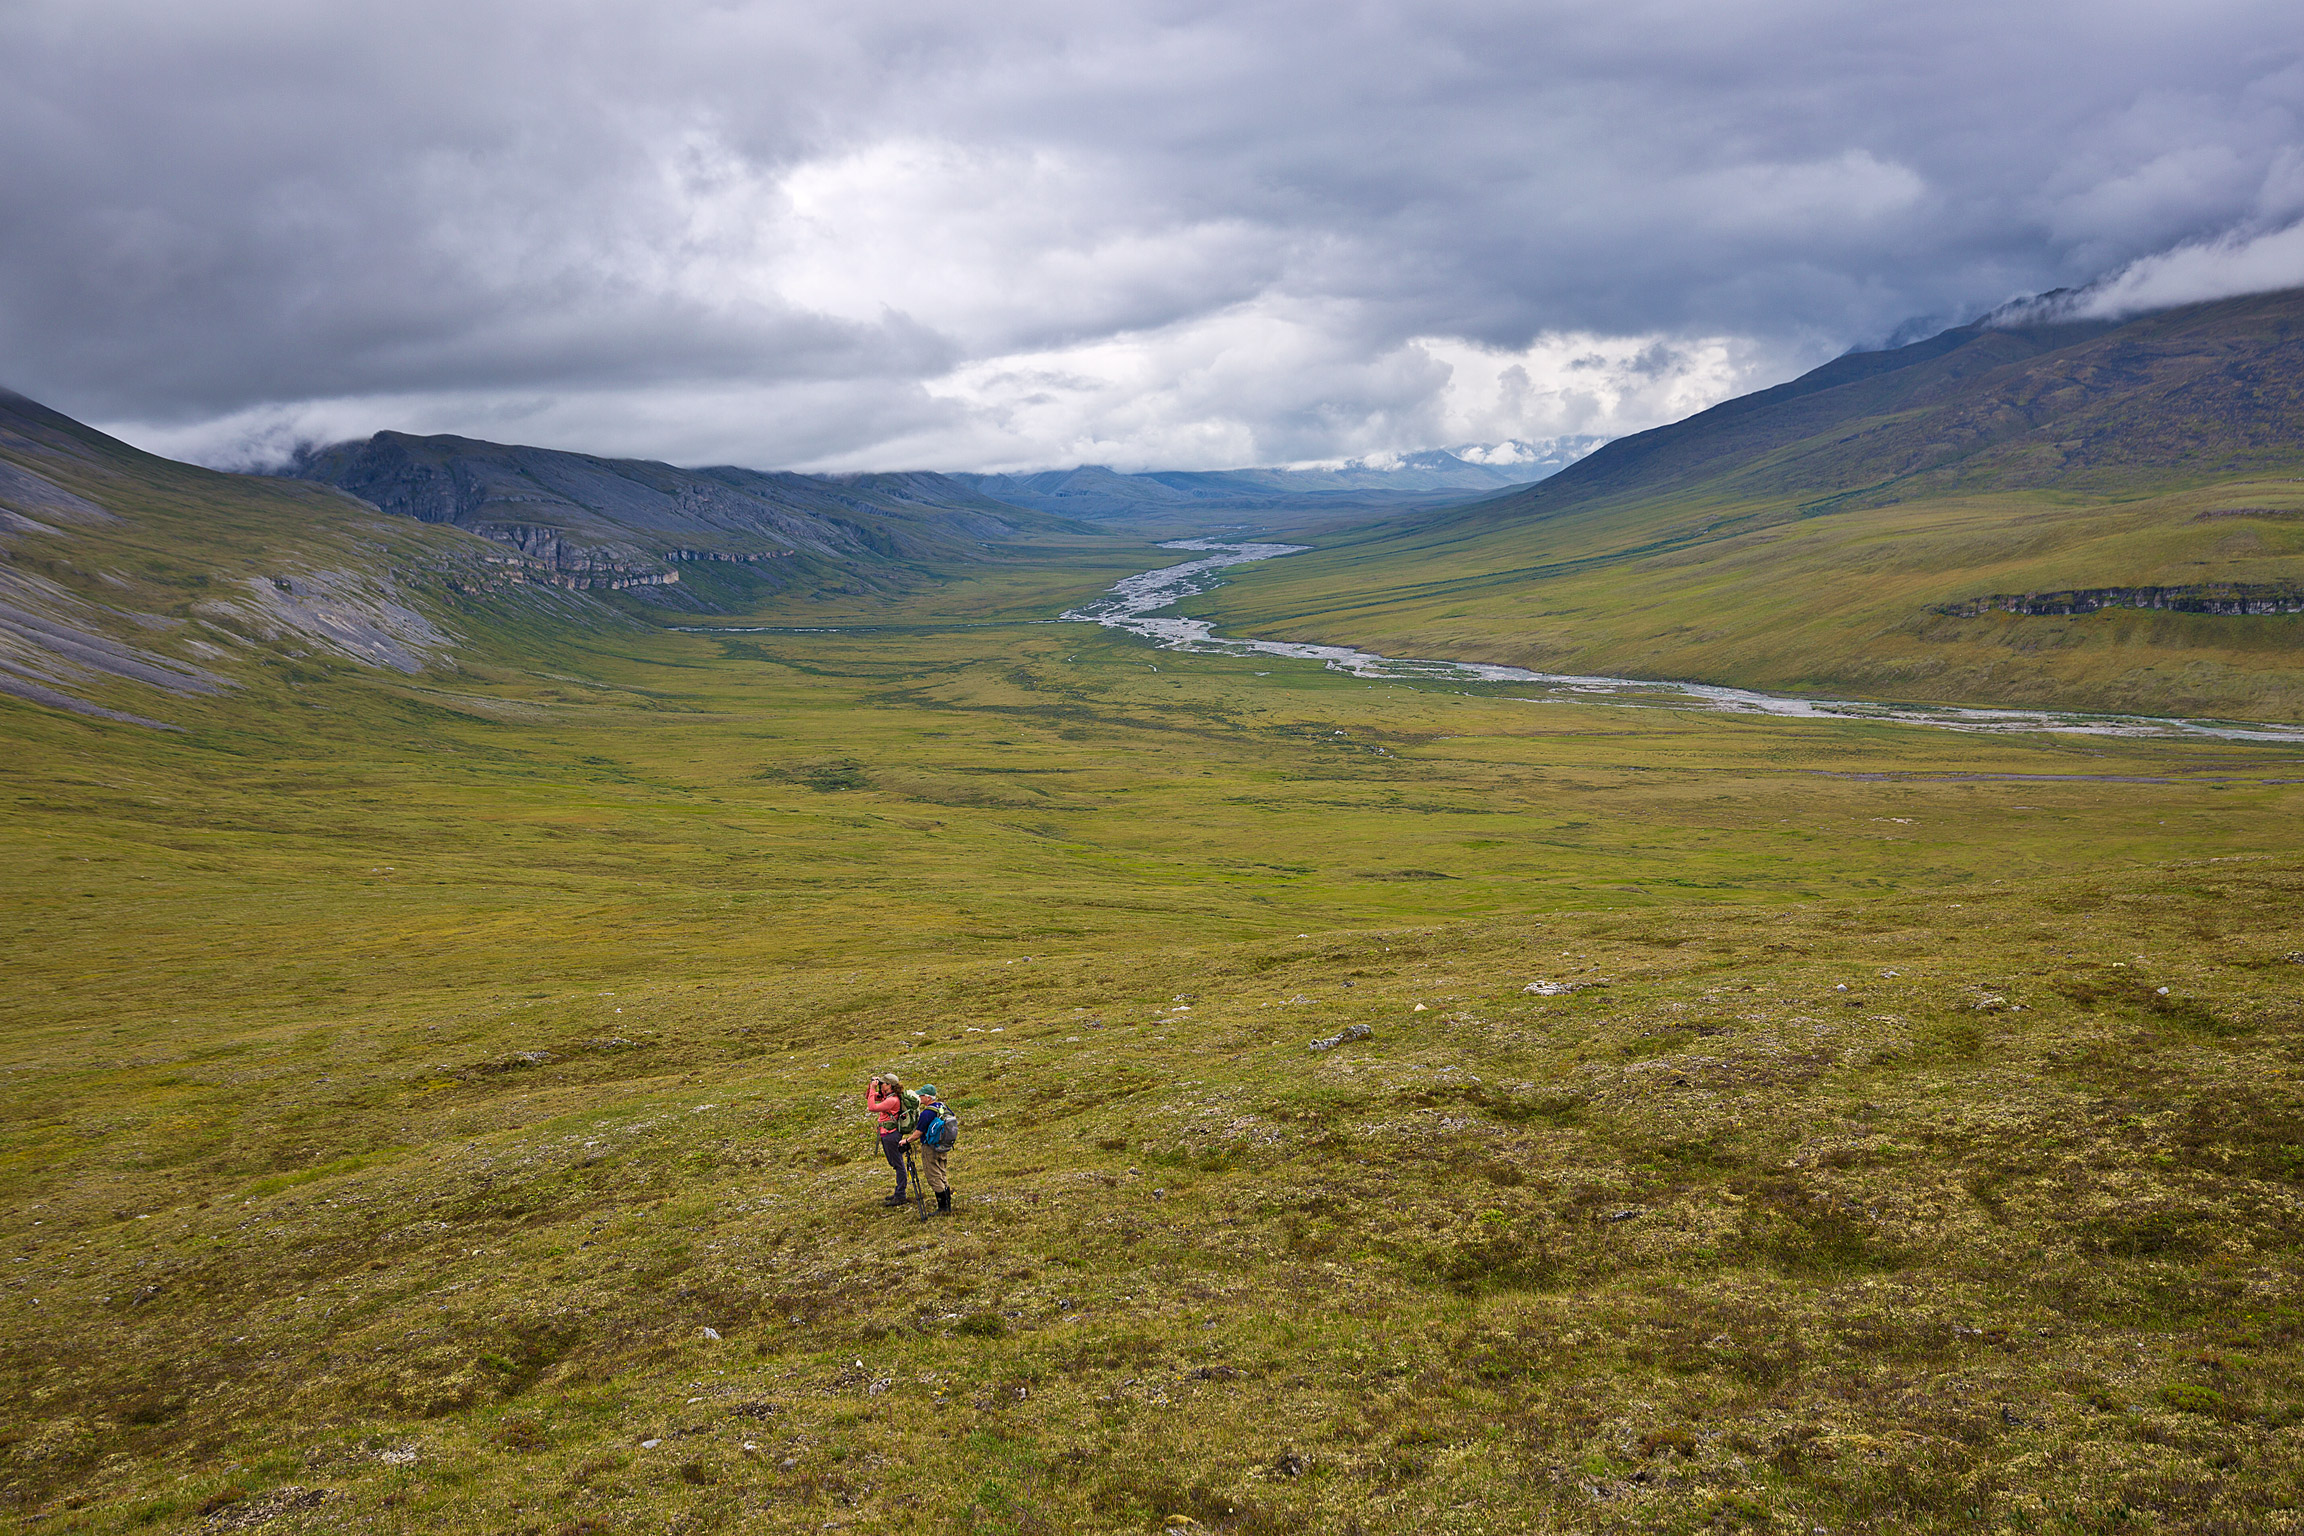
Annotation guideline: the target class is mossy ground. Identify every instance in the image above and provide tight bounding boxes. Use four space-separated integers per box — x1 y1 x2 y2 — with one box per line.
4 549 2303 1534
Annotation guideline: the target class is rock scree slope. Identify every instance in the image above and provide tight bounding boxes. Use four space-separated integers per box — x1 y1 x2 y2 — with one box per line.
0 388 502 726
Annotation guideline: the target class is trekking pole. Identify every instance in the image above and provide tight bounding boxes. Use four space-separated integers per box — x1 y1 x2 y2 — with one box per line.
903 1143 928 1222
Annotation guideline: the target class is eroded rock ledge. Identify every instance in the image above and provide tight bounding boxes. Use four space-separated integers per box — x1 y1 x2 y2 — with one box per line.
1936 583 2304 618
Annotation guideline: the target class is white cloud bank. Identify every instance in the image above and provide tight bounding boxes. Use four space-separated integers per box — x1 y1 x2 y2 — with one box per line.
2073 216 2304 318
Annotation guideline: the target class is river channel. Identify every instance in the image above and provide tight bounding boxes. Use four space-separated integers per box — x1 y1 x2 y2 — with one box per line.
1060 540 2304 744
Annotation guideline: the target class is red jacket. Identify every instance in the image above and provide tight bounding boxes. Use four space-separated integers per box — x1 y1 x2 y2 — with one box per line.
866 1082 904 1130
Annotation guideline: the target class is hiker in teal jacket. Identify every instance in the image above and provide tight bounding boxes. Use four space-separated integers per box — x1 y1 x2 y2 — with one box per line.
904 1083 954 1213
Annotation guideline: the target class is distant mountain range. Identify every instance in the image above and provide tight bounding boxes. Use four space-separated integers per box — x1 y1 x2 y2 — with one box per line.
270 434 1598 590
954 441 1601 527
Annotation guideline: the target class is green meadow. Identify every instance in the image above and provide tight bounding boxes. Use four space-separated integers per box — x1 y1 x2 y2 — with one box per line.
5 531 2304 1534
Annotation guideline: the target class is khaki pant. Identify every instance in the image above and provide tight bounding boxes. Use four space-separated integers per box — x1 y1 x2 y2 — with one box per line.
917 1144 950 1194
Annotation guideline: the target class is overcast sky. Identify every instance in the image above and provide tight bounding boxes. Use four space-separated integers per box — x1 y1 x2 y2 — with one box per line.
3 0 2302 472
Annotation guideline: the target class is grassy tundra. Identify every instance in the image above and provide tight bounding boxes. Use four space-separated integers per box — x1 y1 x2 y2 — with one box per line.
5 596 2303 1534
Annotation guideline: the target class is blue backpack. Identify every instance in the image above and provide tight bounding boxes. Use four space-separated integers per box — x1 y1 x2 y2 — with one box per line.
920 1102 959 1151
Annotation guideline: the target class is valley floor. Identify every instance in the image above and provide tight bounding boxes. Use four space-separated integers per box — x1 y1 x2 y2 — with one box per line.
3 554 2301 1533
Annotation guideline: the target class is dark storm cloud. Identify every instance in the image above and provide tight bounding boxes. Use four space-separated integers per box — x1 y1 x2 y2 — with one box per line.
2 0 2300 469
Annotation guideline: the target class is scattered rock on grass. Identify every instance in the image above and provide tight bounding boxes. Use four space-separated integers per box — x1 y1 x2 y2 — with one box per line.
469 1050 556 1074
1309 1024 1373 1053
199 1486 329 1531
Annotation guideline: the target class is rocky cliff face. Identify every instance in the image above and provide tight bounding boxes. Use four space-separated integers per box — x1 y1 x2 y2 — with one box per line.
442 523 681 593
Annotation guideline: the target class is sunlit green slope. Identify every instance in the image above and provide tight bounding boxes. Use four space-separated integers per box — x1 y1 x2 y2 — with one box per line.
1189 289 2304 720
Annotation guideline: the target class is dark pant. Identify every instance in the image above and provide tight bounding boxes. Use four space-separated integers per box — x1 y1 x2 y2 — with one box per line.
880 1129 907 1195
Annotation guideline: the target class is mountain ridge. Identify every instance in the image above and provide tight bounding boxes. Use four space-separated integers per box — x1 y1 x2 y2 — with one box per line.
287 431 1089 608
1449 289 2304 526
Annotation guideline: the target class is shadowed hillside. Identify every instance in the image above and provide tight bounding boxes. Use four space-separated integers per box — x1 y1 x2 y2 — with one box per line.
290 433 1090 609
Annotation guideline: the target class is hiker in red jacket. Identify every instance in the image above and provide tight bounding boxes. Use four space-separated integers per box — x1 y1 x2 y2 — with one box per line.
866 1073 918 1207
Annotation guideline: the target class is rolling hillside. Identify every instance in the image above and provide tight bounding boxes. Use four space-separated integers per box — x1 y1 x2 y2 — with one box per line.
1188 288 2304 720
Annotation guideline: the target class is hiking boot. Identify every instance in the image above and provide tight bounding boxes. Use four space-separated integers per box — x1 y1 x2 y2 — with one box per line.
936 1189 951 1212
882 1192 906 1206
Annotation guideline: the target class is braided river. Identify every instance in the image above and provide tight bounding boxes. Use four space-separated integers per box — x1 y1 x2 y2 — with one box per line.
1060 540 2304 744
